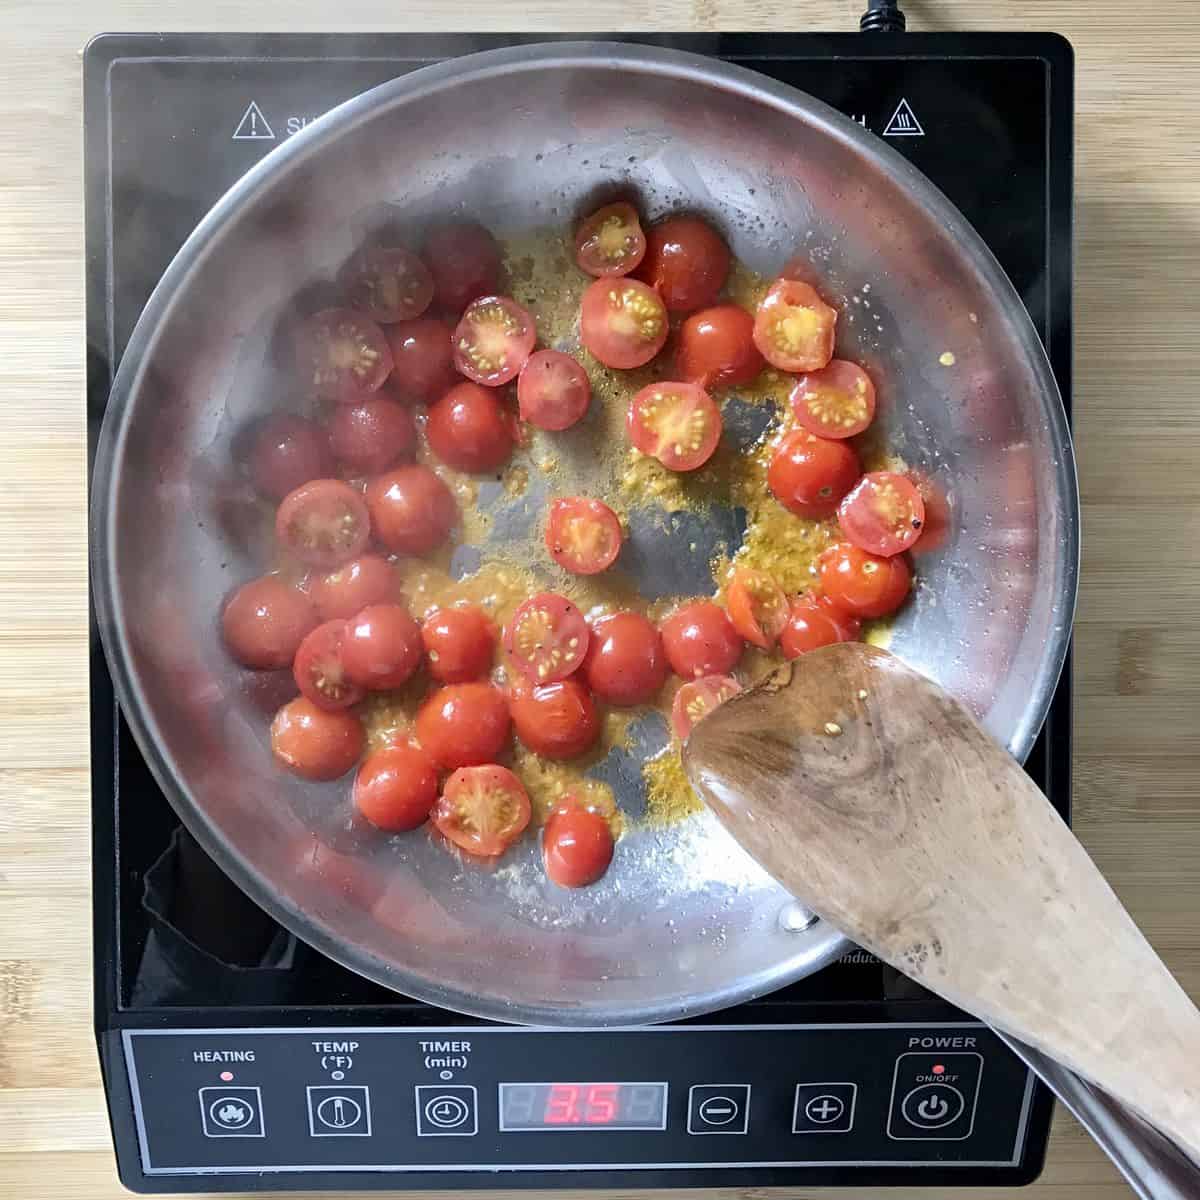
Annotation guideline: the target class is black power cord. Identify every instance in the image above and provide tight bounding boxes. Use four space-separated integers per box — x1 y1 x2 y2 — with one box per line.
860 0 907 32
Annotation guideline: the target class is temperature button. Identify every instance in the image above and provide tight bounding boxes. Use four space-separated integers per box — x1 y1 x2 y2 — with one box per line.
415 1085 478 1137
687 1085 751 1135
307 1085 371 1137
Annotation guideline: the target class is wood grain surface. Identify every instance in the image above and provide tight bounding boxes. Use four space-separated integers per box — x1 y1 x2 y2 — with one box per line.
1 2 1198 1198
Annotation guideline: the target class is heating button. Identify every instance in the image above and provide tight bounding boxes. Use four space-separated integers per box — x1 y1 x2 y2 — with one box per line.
887 1053 983 1141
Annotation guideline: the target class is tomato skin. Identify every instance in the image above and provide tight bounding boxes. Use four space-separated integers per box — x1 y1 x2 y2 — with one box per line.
432 764 531 857
543 802 614 887
780 595 862 659
415 682 511 770
328 394 417 474
838 470 926 557
422 221 502 313
726 568 789 650
452 296 536 387
342 603 423 690
545 497 623 575
385 317 458 404
339 246 435 324
818 542 913 619
752 279 837 373
299 308 393 404
293 619 365 710
582 611 668 706
365 465 457 555
221 576 318 670
671 674 742 740
660 602 743 679
510 678 600 760
517 350 591 431
353 744 439 832
504 593 590 685
574 202 647 278
790 359 876 439
275 479 371 569
676 305 763 390
627 381 722 471
426 381 515 473
579 278 669 370
637 216 730 313
270 697 365 781
767 431 861 518
309 554 396 621
244 413 332 501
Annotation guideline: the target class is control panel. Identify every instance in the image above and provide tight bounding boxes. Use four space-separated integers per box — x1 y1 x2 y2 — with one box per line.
122 1024 1032 1176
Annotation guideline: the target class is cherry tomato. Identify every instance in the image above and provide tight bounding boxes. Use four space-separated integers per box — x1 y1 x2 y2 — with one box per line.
670 674 742 740
818 542 913 619
328 394 417 474
421 606 496 684
415 682 511 770
426 381 515 473
342 603 423 691
270 696 365 781
309 555 395 621
726 568 789 650
385 317 458 404
298 308 393 404
504 593 590 684
574 202 647 278
815 592 865 640
752 279 837 373
432 764 531 857
780 595 862 659
275 478 371 568
767 431 861 518
293 619 365 710
354 744 439 832
545 497 623 575
579 278 668 370
422 221 501 313
517 349 591 430
339 246 434 324
660 602 743 679
542 800 614 888
637 215 730 313
510 678 600 760
790 359 876 439
676 304 764 390
221 576 317 670
244 413 332 501
838 471 926 557
365 465 457 555
627 381 722 472
582 611 668 706
452 296 536 387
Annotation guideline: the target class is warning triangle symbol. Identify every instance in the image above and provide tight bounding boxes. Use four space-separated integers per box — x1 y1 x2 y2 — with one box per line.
232 101 275 142
883 98 924 138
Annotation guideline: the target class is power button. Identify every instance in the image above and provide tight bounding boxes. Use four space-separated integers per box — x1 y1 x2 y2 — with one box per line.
887 1053 982 1141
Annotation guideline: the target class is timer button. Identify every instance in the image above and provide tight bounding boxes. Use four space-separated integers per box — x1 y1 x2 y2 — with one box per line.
414 1085 478 1137
688 1084 751 1134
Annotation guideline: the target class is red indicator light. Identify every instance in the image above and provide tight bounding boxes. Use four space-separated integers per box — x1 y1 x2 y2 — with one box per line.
932 1064 945 1075
219 1070 234 1082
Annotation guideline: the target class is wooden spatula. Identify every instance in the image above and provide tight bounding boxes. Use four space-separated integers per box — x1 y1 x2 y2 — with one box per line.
683 642 1200 1178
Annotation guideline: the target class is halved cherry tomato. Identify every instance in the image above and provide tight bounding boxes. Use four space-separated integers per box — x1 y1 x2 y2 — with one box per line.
342 603 423 690
780 595 862 659
509 678 600 760
637 215 730 313
276 479 371 568
415 682 511 770
517 349 591 430
432 764 531 857
452 296 536 387
298 308 393 404
421 606 496 684
244 413 332 501
818 542 913 619
545 497 623 575
627 381 722 471
270 696 365 781
504 593 590 684
790 359 876 439
365 465 457 555
354 744 439 832
677 304 764 390
339 246 434 324
580 278 668 370
422 221 501 313
726 568 789 650
542 800 614 888
574 202 647 278
752 279 837 373
293 619 365 710
386 317 458 404
309 555 395 621
838 471 926 557
660 602 743 679
767 431 861 518
426 381 515 473
221 576 317 670
328 394 417 474
671 674 741 740
582 611 668 706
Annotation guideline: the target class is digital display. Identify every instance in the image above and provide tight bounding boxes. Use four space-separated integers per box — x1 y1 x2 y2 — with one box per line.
498 1082 668 1131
